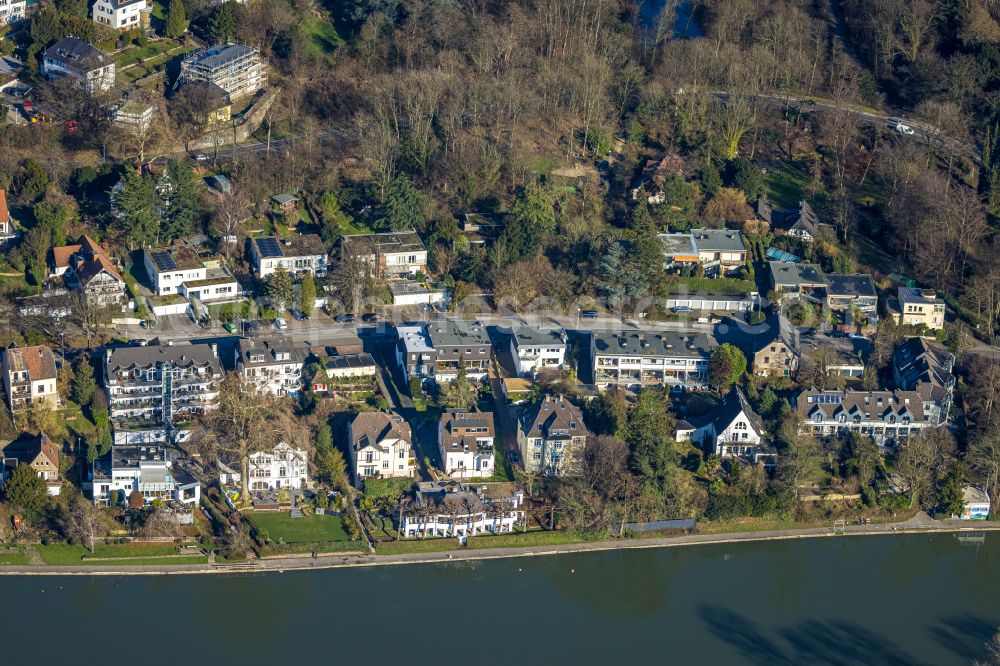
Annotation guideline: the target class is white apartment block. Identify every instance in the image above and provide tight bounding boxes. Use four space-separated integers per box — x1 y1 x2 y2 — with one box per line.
143 246 238 303
509 326 567 377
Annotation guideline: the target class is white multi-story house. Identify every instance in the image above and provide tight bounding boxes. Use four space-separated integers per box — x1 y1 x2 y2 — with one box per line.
439 410 495 479
517 395 588 477
91 0 147 29
90 445 200 506
112 98 156 132
0 0 26 23
795 388 938 449
143 246 239 303
509 326 567 377
676 387 774 466
893 287 945 331
349 411 417 484
400 481 525 538
659 228 748 277
42 37 116 94
249 234 328 279
177 43 266 101
590 329 716 392
105 343 223 445
219 442 309 491
234 336 310 397
2 345 59 410
341 231 428 279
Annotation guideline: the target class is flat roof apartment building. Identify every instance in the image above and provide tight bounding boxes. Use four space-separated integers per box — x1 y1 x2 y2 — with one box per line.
590 329 716 392
105 343 223 445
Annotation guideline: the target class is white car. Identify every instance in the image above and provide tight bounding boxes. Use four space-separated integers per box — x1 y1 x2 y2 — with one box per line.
274 317 288 330
894 123 915 135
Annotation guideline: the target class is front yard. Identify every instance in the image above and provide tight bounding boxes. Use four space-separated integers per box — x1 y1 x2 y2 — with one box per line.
35 542 205 565
251 512 351 544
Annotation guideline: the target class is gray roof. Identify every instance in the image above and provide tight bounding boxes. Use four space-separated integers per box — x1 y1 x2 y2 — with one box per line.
826 274 877 299
426 321 492 348
252 234 326 258
592 329 716 359
769 261 826 288
342 231 426 256
898 287 943 306
111 445 169 469
511 326 567 349
44 37 110 73
775 200 821 236
795 389 927 422
893 337 954 396
689 228 746 253
750 199 773 224
271 194 298 205
106 343 222 374
236 336 310 368
520 395 587 439
690 386 765 438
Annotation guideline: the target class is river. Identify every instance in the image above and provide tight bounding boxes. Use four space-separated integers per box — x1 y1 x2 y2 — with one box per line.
2 533 999 665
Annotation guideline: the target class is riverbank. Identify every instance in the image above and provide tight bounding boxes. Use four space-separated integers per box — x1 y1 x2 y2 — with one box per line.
0 512 997 576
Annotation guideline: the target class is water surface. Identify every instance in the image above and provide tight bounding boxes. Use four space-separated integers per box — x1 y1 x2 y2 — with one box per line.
2 533 998 665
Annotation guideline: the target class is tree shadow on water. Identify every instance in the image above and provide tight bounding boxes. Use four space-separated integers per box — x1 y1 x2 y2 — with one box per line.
928 614 999 663
695 604 793 665
777 619 927 666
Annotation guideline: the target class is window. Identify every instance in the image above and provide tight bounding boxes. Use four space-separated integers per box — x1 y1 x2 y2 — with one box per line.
398 450 405 459
382 460 389 469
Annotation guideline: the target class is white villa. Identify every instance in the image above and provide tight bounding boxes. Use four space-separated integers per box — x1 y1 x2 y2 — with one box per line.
219 442 310 491
399 481 525 539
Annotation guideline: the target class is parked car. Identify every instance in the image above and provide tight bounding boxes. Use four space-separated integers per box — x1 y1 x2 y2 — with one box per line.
509 451 521 465
581 310 600 319
672 306 693 314
291 309 306 321
223 322 237 333
274 317 288 330
245 319 263 332
194 153 210 162
362 312 383 322
335 313 356 323
894 122 915 135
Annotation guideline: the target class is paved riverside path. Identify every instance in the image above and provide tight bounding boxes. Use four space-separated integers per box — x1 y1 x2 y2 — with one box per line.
1 514 997 576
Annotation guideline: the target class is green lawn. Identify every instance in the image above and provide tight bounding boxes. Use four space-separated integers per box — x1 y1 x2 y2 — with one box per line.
0 552 29 565
35 542 198 565
376 538 462 555
762 160 819 209
116 39 182 68
467 530 590 549
252 512 351 544
302 18 343 60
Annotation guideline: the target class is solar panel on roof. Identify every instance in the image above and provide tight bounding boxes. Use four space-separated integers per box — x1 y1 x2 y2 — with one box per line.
257 237 283 258
152 251 176 271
